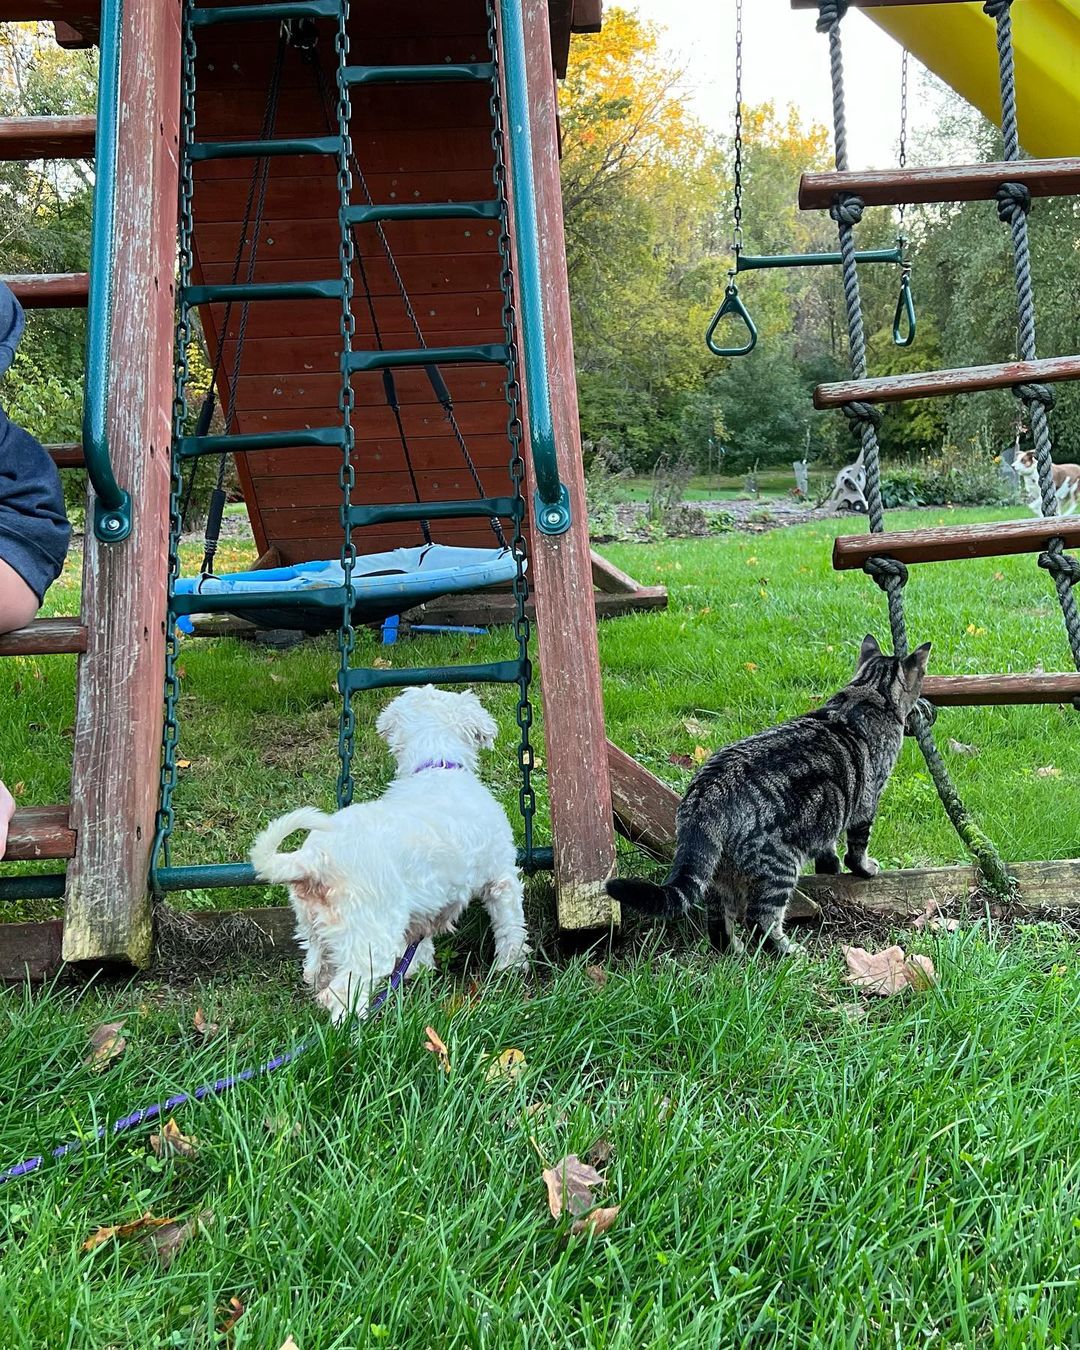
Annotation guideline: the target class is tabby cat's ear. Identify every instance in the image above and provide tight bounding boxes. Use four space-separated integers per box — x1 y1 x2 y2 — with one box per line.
902 641 932 688
858 633 881 666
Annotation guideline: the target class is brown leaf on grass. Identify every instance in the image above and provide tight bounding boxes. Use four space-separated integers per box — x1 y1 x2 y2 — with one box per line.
219 1297 246 1334
485 1048 526 1083
586 1137 614 1166
193 1007 219 1040
423 1026 451 1073
142 1209 214 1269
571 1205 621 1237
682 716 710 740
912 902 960 935
176 758 192 770
149 1118 199 1160
83 1211 178 1252
584 964 607 989
83 1021 126 1071
667 752 694 770
946 737 980 757
541 1155 604 1219
842 945 936 997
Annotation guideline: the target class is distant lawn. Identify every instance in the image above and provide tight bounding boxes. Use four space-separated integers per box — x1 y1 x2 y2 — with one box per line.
614 468 830 503
0 505 1075 918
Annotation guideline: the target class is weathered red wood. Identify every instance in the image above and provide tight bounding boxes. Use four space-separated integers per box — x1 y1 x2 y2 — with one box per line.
198 86 494 134
249 435 513 478
0 116 95 160
46 442 85 469
0 0 97 33
591 549 652 596
194 129 493 180
833 517 1080 569
196 219 500 263
815 355 1080 409
252 468 518 510
64 0 182 966
0 617 87 656
922 673 1080 707
197 252 500 295
236 397 510 441
572 0 603 33
195 171 498 220
1 273 89 308
233 364 506 409
800 159 1080 211
607 741 679 860
520 0 616 930
5 806 76 861
53 20 92 48
0 919 64 983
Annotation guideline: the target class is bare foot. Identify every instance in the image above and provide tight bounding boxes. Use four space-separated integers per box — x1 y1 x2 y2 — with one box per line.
0 781 14 860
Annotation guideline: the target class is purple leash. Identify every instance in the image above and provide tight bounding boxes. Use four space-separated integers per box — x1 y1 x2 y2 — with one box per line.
0 941 419 1186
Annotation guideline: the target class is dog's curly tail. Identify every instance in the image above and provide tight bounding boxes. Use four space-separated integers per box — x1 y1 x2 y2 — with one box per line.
250 807 334 885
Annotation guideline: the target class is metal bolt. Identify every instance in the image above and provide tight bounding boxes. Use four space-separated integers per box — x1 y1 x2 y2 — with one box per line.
104 517 121 533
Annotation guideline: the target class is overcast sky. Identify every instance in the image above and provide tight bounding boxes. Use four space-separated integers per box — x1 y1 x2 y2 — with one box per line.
631 0 938 170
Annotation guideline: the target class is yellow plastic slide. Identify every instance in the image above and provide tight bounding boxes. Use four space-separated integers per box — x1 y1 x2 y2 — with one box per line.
864 0 1080 158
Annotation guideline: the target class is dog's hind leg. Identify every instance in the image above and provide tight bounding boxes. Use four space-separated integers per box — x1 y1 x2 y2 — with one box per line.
481 874 530 971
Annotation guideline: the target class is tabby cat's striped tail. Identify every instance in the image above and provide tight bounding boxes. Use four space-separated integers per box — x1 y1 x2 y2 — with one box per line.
606 828 723 919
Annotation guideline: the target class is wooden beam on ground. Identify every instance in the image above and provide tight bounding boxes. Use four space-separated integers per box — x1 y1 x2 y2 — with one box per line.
607 740 678 858
591 549 647 595
6 806 76 861
815 355 1080 409
800 158 1080 211
0 273 89 308
63 0 182 967
0 617 87 657
922 673 1080 707
413 586 667 627
832 517 1080 569
0 116 95 161
519 0 617 931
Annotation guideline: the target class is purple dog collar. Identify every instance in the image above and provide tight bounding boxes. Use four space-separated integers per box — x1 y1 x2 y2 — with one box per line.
413 759 464 773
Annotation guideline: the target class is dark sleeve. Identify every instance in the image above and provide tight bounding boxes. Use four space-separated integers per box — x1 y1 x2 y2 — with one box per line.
0 407 72 604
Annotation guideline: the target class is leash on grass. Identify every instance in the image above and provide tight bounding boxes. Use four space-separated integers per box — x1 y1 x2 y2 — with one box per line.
0 942 420 1186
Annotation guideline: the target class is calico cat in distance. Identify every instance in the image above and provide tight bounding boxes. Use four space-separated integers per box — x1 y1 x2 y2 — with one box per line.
607 634 930 957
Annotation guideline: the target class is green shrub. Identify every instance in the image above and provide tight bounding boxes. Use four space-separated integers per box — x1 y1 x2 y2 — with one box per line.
880 444 1018 509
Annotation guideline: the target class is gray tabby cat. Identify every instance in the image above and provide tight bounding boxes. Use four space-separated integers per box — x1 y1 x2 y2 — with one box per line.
607 634 930 956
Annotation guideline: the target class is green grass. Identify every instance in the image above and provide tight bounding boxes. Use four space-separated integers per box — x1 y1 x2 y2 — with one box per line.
1 506 1075 918
5 925 1080 1346
614 469 829 503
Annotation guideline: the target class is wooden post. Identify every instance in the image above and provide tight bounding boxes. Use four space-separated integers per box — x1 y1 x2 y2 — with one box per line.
63 0 181 964
518 0 617 930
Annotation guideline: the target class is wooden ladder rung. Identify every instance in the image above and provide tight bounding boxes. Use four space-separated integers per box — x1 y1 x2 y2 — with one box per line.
0 273 89 309
0 116 95 161
46 443 85 469
923 674 1080 707
800 158 1080 211
833 518 1080 570
815 355 1080 409
5 806 76 861
0 618 88 657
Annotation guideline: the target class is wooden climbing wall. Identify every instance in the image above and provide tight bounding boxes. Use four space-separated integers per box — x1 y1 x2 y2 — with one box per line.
189 0 568 564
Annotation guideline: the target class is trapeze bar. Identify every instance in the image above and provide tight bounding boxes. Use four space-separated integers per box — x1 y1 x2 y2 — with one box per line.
736 247 903 272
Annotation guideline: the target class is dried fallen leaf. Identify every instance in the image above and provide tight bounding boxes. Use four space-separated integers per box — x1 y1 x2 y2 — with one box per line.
667 752 694 770
142 1209 213 1269
842 945 936 997
585 964 607 989
542 1155 604 1220
83 1211 178 1252
692 745 709 765
176 758 192 770
586 1137 614 1166
485 1048 526 1083
682 716 710 739
946 737 980 757
423 1026 451 1073
263 1115 302 1138
193 1007 219 1040
373 657 392 669
84 1021 126 1071
149 1118 199 1160
744 661 758 673
1037 765 1063 778
913 905 961 935
219 1296 246 1334
571 1205 621 1237
280 1338 300 1350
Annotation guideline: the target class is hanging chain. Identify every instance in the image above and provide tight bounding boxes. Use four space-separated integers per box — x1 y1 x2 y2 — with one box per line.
154 4 198 885
487 0 534 863
334 0 358 809
730 0 744 259
896 48 909 239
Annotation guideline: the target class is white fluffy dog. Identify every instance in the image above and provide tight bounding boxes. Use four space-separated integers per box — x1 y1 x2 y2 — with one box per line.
250 685 530 1022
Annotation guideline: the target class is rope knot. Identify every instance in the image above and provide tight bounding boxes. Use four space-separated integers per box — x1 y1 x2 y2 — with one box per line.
1038 547 1080 587
815 0 848 32
982 0 1013 17
995 181 1031 223
841 400 883 439
829 192 864 226
862 555 909 589
1012 382 1056 411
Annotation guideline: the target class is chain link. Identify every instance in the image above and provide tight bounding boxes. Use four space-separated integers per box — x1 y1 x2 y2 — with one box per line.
486 0 534 862
731 0 743 257
334 0 358 809
897 48 909 237
154 4 198 885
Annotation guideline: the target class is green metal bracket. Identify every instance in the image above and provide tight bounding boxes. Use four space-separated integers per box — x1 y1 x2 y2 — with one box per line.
189 135 342 161
348 497 522 529
85 0 132 542
499 0 572 536
179 425 348 459
706 283 758 358
191 0 339 25
735 246 904 271
170 586 347 618
893 269 916 347
343 62 495 85
344 344 508 374
186 280 345 304
342 201 501 225
343 659 526 694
